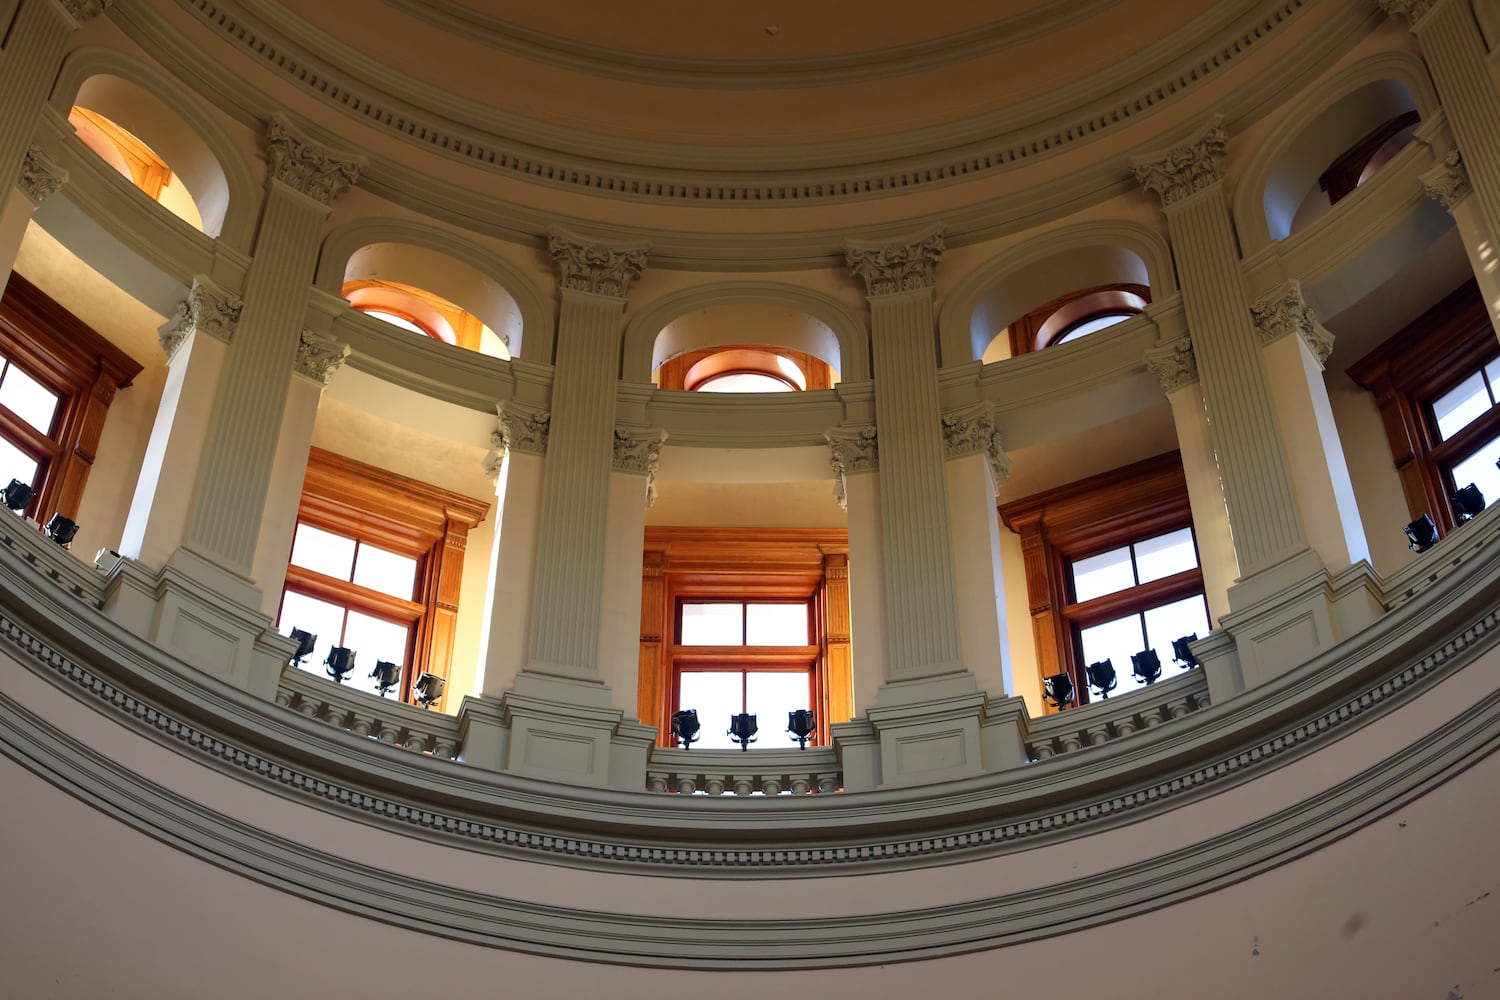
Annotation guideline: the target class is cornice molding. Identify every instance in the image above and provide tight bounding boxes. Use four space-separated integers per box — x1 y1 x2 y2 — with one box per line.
18 144 68 205
1419 148 1472 212
548 226 650 299
1251 279 1333 367
844 227 944 297
160 274 242 360
498 399 551 456
264 113 364 206
612 424 668 508
1132 115 1228 207
293 329 351 385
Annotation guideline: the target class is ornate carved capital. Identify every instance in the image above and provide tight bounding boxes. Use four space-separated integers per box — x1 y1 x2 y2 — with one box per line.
294 330 351 386
1378 0 1436 25
264 114 364 206
1132 117 1227 207
940 402 1011 489
825 424 878 511
1143 336 1198 394
160 275 243 360
843 227 944 297
612 424 669 508
55 0 112 24
498 400 551 456
481 420 506 484
547 226 650 299
19 144 67 204
1251 280 1334 368
1420 149 1471 212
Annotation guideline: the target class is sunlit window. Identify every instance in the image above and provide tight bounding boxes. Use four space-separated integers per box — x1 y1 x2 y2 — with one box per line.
362 310 434 339
696 372 797 393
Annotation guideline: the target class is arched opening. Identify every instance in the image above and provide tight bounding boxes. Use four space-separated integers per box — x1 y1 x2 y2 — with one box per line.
651 303 842 390
341 244 517 360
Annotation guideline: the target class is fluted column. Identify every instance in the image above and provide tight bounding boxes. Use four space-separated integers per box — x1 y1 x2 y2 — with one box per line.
844 228 965 684
524 228 648 682
183 115 363 582
599 424 667 707
826 424 884 712
1416 124 1500 331
1383 0 1500 244
1134 120 1309 582
0 0 107 298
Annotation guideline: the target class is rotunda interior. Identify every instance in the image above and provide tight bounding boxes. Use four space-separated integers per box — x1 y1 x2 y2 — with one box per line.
1 1 1499 996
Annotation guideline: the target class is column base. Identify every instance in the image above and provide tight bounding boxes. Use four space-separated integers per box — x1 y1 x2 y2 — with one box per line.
498 671 657 789
455 695 509 771
100 547 292 699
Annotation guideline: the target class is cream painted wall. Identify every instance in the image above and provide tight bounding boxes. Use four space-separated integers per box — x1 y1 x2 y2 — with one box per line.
1325 368 1416 578
999 526 1042 717
645 480 845 528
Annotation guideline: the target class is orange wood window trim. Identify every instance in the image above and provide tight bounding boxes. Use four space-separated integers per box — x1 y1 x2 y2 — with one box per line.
0 273 144 523
998 452 1197 709
655 344 836 391
289 447 490 709
1006 283 1151 356
1347 280 1493 539
639 527 850 747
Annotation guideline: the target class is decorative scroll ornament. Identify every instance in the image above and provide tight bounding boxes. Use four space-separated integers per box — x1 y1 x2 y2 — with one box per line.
547 226 650 299
612 425 669 508
264 113 364 206
1419 149 1471 212
19 144 67 204
481 421 506 484
941 402 1011 490
498 400 550 456
1132 118 1228 207
1377 0 1436 25
844 227 945 297
1143 336 1198 394
160 275 243 360
825 425 878 510
1251 280 1334 368
57 0 113 23
294 330 351 385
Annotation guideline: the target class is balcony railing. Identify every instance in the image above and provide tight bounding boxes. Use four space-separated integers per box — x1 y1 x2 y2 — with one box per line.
276 667 460 759
646 747 841 795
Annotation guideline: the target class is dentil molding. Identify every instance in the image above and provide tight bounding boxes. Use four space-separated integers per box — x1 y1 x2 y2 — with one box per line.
294 330 351 385
1133 116 1228 207
940 402 1011 489
612 425 669 507
18 144 68 205
160 275 243 360
264 113 365 206
844 227 945 297
548 226 650 299
499 400 550 456
1419 149 1472 212
1251 279 1334 368
1143 336 1199 393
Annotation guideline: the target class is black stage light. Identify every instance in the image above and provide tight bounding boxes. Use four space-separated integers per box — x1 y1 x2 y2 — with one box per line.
1132 649 1163 686
787 709 816 749
4 478 34 513
670 708 701 749
1042 672 1075 711
1405 514 1438 553
728 712 758 751
289 628 316 666
1172 634 1201 669
1452 483 1486 522
44 514 78 547
1086 659 1117 700
324 646 356 683
413 672 446 708
370 660 401 698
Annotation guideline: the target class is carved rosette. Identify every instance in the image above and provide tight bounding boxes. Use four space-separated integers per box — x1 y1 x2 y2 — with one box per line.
57 0 113 24
844 227 944 297
264 114 364 206
1419 149 1471 212
1251 280 1334 368
160 275 243 360
1133 119 1228 207
1143 336 1198 394
19 145 67 204
825 425 878 510
498 400 551 456
1378 0 1436 25
294 330 351 385
547 226 650 299
612 425 669 508
940 402 1011 489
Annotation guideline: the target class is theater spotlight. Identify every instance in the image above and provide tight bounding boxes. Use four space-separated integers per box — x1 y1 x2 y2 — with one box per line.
370 660 401 698
670 709 701 749
728 712 758 751
1404 514 1439 553
324 646 356 683
1172 634 1201 669
1085 659 1117 700
288 628 316 666
44 514 79 547
3 478 33 513
787 709 816 749
413 672 446 708
1452 483 1486 522
1132 649 1163 686
1042 672 1075 711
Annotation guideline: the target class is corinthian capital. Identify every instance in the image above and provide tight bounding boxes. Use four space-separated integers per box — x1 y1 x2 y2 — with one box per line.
825 424 878 510
55 0 112 24
1378 0 1437 25
1132 117 1228 207
1143 336 1198 394
941 402 1011 491
295 330 351 385
264 114 364 206
160 275 243 360
19 145 67 205
613 424 669 508
1420 149 1471 212
547 226 650 299
499 399 551 456
844 226 945 297
1251 281 1334 368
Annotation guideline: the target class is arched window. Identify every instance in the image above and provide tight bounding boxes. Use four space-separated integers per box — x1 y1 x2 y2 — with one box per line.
1317 110 1421 207
67 107 204 231
1005 284 1149 355
656 345 834 392
343 279 509 357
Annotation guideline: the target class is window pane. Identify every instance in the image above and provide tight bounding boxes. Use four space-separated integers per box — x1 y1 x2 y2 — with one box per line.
1071 545 1135 602
289 523 356 579
364 310 431 338
1143 594 1212 679
1485 358 1500 402
1056 313 1131 345
1134 527 1198 584
341 610 413 699
0 363 58 434
678 671 744 749
747 671 814 746
0 437 39 493
746 603 808 645
680 603 743 645
696 373 794 393
1433 372 1491 440
1077 613 1146 682
277 590 347 683
352 543 418 600
1449 436 1500 518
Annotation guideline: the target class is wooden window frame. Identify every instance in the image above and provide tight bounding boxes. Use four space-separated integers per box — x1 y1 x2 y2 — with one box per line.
1347 281 1496 539
639 528 851 748
998 452 1201 709
1318 110 1421 205
655 344 836 391
1006 283 1150 356
0 273 143 522
281 448 490 710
